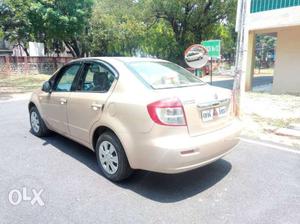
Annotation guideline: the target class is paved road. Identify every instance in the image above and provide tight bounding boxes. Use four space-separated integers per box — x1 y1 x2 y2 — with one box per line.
0 100 299 224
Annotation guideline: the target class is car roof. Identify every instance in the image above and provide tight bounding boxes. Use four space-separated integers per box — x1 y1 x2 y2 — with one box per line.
69 57 167 64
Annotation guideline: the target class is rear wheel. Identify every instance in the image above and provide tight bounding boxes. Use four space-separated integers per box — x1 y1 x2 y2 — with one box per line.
30 106 51 137
95 132 133 181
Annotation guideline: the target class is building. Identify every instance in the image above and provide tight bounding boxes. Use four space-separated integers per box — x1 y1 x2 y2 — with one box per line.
0 38 13 56
236 0 300 94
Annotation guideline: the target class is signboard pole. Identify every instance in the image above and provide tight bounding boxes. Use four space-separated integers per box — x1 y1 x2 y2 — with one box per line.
210 59 213 85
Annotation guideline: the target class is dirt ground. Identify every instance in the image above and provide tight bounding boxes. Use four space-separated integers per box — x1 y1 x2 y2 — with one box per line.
0 74 50 94
242 92 300 149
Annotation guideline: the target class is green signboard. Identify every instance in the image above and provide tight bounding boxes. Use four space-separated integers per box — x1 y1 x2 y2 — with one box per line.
201 40 221 58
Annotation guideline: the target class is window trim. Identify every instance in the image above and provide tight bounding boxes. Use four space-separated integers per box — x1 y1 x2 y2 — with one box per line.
51 62 83 93
74 60 118 93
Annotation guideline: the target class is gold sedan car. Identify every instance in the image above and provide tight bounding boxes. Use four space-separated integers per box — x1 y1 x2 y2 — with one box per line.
29 57 241 181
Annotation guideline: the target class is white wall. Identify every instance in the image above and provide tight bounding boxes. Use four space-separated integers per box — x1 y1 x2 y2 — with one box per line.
237 0 300 94
246 5 300 31
273 27 300 94
29 42 45 56
244 0 300 30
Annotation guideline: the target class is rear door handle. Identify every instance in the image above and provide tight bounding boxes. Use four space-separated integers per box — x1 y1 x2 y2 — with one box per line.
60 98 67 105
91 103 103 111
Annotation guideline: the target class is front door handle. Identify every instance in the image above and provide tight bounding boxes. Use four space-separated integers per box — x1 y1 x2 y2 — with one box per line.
91 103 103 111
60 98 67 105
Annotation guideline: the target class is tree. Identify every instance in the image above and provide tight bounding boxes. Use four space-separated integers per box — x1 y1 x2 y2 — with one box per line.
1 0 238 62
0 0 33 55
89 0 146 56
147 0 237 64
140 20 178 61
1 0 93 57
28 0 93 57
209 1 238 63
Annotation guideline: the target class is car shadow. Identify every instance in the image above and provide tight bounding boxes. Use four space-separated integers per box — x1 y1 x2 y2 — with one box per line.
39 132 232 203
118 160 231 203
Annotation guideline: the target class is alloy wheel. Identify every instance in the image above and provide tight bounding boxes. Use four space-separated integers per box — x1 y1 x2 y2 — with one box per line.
99 141 119 174
31 111 40 133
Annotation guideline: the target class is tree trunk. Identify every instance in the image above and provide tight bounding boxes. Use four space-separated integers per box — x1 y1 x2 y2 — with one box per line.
64 41 77 57
18 42 30 56
71 39 81 57
23 47 30 57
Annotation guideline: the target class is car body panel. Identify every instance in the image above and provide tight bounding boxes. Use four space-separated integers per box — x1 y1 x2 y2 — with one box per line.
67 69 118 144
120 119 240 172
38 91 70 134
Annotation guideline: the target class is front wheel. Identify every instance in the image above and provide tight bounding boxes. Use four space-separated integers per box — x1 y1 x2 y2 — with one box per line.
29 106 51 137
95 132 133 181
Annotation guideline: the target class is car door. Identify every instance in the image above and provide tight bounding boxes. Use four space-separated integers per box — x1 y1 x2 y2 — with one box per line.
67 61 117 144
40 63 82 135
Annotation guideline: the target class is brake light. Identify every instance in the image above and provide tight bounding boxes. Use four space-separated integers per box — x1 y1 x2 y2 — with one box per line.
147 98 187 126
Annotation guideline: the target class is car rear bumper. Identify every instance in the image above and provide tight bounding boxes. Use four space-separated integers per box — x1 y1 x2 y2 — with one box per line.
127 119 241 173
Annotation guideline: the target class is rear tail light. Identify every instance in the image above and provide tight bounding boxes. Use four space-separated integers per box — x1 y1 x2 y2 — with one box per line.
147 98 187 126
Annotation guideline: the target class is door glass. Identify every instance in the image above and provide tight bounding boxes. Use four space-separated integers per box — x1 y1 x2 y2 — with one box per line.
54 64 80 92
79 63 115 92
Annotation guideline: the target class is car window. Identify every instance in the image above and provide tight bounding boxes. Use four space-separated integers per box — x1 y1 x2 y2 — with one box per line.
126 61 205 89
78 63 115 92
54 64 81 92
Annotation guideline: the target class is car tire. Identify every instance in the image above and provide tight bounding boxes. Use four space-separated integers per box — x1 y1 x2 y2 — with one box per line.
29 106 51 137
95 131 133 182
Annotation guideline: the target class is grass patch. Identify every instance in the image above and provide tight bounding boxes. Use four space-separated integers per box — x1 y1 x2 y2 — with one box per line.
251 113 300 128
242 92 300 149
0 74 50 93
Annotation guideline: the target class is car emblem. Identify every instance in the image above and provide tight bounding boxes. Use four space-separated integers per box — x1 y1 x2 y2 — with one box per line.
214 93 218 100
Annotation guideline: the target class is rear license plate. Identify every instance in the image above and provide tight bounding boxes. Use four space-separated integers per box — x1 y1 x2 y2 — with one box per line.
201 106 227 122
217 106 227 117
201 109 214 122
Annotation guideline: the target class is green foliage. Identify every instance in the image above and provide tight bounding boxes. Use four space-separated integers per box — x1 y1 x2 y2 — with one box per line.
147 0 237 64
89 0 145 56
0 0 93 56
141 21 178 61
27 0 93 56
0 0 33 54
0 27 4 39
89 0 237 63
1 0 237 63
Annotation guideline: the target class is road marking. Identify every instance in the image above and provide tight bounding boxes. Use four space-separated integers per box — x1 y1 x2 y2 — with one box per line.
240 137 300 155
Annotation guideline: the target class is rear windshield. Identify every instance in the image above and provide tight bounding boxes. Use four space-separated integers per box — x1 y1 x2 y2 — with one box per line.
126 61 205 89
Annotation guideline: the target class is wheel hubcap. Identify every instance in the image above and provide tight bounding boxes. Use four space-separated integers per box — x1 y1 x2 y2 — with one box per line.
31 111 40 133
99 141 118 174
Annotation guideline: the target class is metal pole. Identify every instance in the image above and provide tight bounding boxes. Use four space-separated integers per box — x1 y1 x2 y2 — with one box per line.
210 59 213 85
234 0 246 116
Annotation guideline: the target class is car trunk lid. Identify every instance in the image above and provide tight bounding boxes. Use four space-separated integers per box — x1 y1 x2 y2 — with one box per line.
156 84 233 136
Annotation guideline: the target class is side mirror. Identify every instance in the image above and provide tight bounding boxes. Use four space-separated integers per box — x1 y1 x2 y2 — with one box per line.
42 81 52 93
